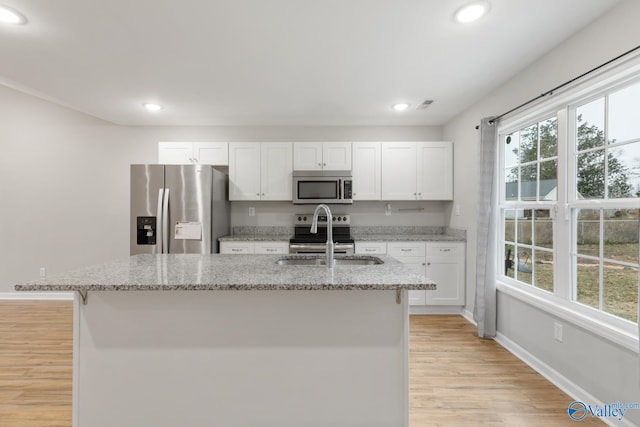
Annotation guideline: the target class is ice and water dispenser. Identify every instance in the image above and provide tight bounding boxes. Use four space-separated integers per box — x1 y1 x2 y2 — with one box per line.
136 216 157 245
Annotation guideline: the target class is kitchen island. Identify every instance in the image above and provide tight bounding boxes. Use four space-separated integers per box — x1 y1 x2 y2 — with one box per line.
16 254 435 427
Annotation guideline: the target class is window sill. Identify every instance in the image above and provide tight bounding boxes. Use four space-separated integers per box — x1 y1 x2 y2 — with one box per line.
496 281 639 353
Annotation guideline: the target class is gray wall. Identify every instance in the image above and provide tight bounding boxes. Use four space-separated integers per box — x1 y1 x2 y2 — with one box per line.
443 0 640 422
0 83 442 292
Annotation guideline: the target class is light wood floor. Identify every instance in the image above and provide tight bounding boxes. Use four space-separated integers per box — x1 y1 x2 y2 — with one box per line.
0 301 603 426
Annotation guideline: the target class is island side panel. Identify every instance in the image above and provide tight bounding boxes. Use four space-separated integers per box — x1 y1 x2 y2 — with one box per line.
76 290 409 427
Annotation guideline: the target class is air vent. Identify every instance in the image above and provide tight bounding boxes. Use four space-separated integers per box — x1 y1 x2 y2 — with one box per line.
416 99 434 110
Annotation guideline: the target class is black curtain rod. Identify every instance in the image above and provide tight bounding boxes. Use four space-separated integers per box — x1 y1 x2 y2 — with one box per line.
475 44 640 129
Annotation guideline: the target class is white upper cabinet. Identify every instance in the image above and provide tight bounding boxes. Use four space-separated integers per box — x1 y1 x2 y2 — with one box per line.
193 142 229 165
417 142 453 200
352 142 381 200
229 142 292 201
381 143 418 200
159 142 228 165
260 143 293 201
229 143 261 201
381 141 453 201
293 142 352 171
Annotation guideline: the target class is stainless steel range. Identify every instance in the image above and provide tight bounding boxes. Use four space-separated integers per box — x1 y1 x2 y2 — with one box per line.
289 213 355 254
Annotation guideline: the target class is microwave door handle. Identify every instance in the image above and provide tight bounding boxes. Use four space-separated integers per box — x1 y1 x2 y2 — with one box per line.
338 179 342 200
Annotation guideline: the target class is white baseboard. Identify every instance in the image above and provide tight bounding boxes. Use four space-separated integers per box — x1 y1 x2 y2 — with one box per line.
495 332 637 427
0 292 74 300
409 306 463 315
461 309 476 325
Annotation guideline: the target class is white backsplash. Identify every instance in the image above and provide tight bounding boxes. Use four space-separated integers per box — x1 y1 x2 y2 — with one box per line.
230 201 452 228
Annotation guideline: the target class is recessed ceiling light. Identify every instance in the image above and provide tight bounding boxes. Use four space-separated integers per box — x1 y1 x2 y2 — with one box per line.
392 103 410 112
143 103 163 112
454 2 489 24
0 4 27 25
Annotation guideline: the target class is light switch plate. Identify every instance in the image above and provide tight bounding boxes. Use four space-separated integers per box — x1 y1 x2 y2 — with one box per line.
553 322 563 342
249 207 255 217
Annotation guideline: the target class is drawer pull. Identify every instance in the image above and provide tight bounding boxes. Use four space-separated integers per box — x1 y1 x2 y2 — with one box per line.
400 248 412 252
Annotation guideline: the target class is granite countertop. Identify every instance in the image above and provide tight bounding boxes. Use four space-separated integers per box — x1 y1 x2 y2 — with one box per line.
219 226 466 243
353 233 465 242
15 254 436 292
219 234 291 242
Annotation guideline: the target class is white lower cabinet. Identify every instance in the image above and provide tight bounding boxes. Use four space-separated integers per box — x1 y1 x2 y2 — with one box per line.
387 241 465 307
220 241 289 254
253 241 289 254
424 242 465 305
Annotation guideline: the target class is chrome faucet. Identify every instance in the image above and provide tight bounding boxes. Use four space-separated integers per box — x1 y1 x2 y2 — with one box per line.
310 204 335 267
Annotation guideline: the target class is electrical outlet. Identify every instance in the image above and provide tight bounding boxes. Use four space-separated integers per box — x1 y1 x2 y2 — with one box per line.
248 207 255 217
39 267 46 278
553 322 563 342
455 204 461 216
385 204 391 216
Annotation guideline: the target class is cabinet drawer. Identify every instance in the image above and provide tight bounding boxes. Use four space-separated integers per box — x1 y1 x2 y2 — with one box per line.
387 242 426 257
426 242 462 258
355 241 387 254
254 241 289 254
220 242 254 254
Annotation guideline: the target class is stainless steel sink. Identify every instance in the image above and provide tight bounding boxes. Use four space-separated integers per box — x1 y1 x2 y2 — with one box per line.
275 256 383 266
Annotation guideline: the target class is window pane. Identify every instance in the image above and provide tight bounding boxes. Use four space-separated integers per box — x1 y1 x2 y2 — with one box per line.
517 211 532 245
505 169 518 201
534 210 553 249
577 98 605 151
576 209 600 257
520 124 538 163
517 246 532 285
521 165 537 201
603 209 639 264
539 117 557 159
504 132 519 167
576 257 600 310
608 81 640 143
608 141 640 199
534 249 553 292
504 210 515 243
539 160 557 201
577 150 605 199
603 262 638 323
504 244 516 278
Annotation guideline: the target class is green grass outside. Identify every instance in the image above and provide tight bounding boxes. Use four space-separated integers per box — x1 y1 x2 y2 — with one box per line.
506 243 639 323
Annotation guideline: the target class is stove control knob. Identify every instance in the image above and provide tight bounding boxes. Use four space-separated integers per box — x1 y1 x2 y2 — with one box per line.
332 216 337 221
342 216 347 221
297 216 302 221
336 216 341 221
303 216 307 221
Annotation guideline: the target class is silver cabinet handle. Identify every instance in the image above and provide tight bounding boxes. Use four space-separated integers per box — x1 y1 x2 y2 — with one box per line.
323 163 326 166
318 163 322 166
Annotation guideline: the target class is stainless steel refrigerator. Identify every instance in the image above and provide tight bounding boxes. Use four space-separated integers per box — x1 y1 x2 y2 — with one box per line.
130 164 229 255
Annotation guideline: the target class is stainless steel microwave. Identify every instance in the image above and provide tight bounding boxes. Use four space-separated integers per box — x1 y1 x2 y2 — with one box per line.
292 170 353 204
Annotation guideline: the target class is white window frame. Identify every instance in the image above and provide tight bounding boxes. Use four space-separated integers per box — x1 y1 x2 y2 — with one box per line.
495 54 640 352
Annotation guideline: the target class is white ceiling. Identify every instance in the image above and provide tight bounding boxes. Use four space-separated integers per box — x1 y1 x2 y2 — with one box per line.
0 0 620 126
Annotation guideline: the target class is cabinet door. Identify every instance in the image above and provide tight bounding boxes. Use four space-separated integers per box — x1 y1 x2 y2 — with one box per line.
417 141 453 200
194 142 229 166
254 241 289 254
158 142 194 164
425 242 465 305
354 241 387 254
229 143 261 201
381 143 417 200
220 242 254 254
323 142 352 170
293 143 323 170
261 143 293 200
394 255 427 305
352 142 381 200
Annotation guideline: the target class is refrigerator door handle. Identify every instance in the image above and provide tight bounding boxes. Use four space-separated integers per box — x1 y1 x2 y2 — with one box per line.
156 188 165 253
162 188 170 253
